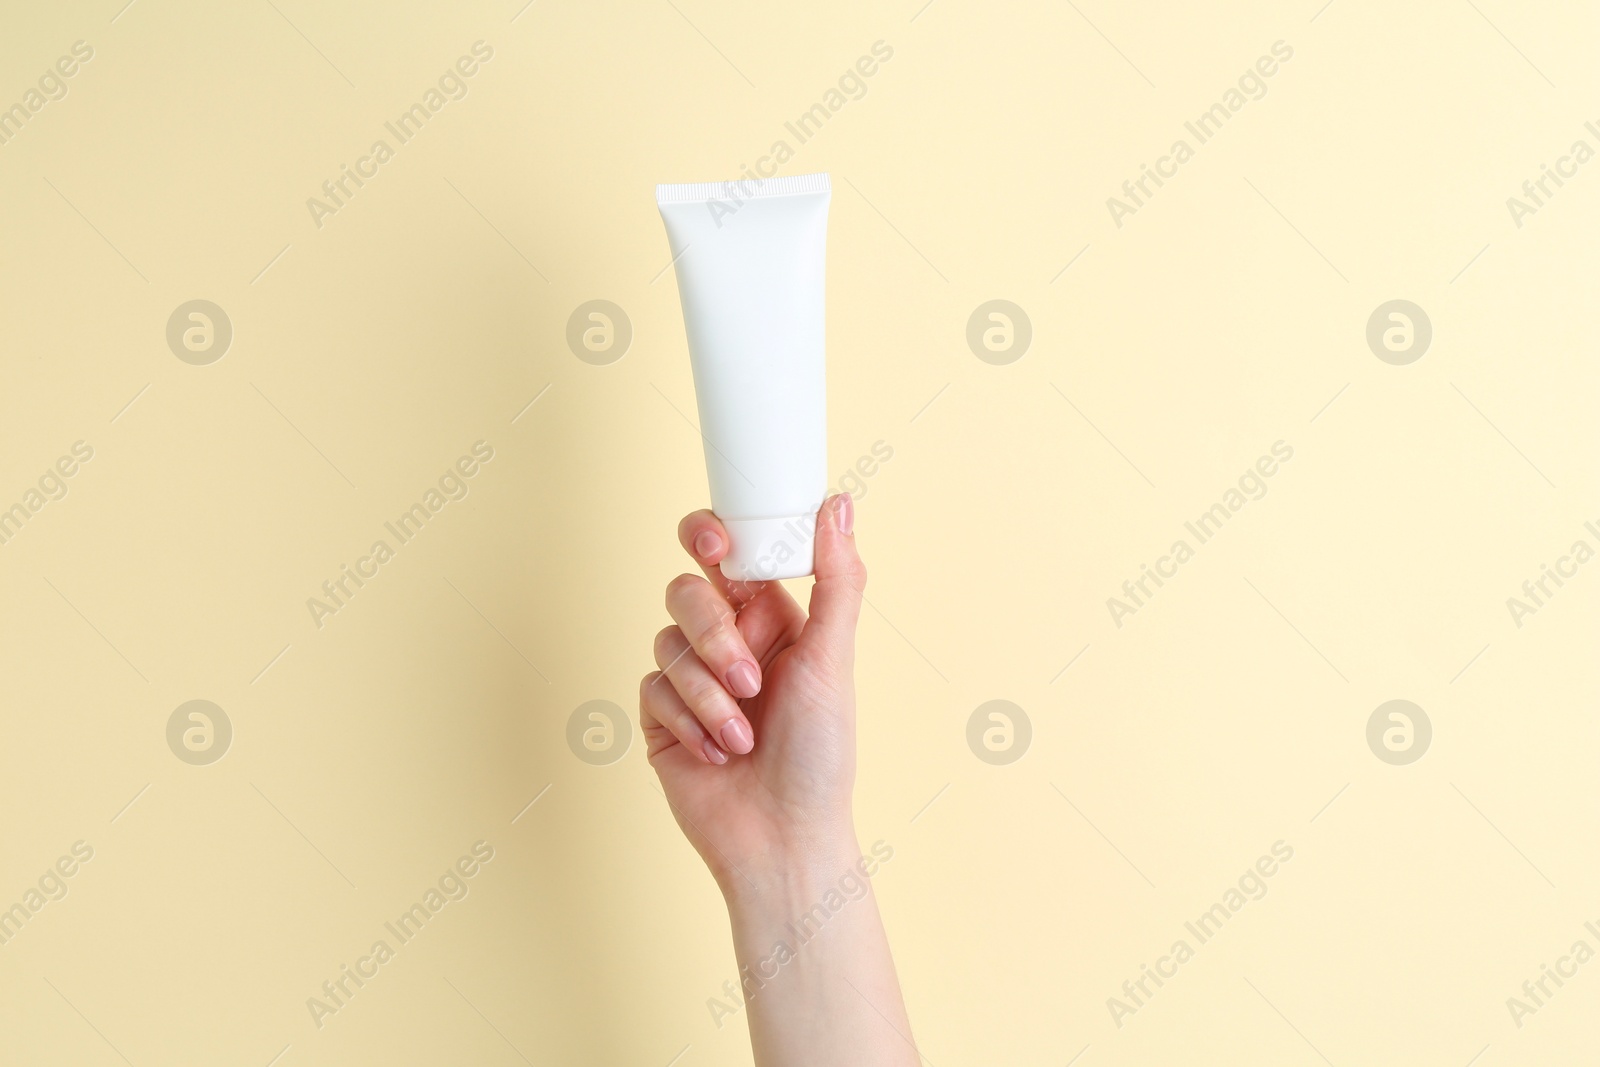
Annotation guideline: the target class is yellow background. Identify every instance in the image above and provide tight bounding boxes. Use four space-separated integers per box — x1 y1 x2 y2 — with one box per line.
1 0 1596 1063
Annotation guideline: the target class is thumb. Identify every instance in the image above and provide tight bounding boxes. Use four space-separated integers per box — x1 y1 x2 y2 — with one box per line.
804 493 865 651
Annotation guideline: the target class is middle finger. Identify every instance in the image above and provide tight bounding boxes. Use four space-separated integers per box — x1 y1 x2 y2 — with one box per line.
664 572 764 700
653 625 756 755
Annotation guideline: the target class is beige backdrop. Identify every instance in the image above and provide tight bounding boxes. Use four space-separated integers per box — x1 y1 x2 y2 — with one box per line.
1 0 1596 1063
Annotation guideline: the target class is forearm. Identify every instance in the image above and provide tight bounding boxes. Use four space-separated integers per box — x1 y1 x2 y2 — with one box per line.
723 837 918 1067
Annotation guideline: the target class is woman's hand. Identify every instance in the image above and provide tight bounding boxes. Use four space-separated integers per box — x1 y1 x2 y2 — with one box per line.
641 493 918 1067
639 492 864 895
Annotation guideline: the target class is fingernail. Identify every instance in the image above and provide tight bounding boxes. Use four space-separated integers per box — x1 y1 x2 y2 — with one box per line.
701 738 729 765
694 530 721 559
720 718 754 755
835 493 854 535
727 660 761 699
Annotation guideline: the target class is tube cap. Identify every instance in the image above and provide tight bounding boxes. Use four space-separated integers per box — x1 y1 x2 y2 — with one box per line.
718 512 818 581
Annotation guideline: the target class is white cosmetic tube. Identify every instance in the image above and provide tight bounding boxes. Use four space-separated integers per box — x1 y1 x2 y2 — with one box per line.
656 173 830 581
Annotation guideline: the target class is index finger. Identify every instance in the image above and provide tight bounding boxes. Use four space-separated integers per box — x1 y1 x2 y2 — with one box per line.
677 510 788 613
677 510 805 664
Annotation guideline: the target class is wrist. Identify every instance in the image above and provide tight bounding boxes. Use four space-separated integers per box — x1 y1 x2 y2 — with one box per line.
720 830 889 924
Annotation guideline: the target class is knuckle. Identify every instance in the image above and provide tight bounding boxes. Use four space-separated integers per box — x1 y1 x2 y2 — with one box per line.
821 560 867 601
653 625 683 662
666 572 701 602
688 605 736 651
684 675 733 717
671 712 704 743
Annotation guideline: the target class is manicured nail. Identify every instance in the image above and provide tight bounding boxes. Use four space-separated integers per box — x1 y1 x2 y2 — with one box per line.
727 659 761 699
720 718 754 755
835 493 854 535
694 530 721 559
701 738 728 764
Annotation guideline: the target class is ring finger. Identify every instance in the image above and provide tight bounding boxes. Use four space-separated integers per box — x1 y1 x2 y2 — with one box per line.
653 625 756 755
639 671 726 765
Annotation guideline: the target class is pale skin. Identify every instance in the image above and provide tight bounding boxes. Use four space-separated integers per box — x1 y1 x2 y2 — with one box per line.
640 493 919 1067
